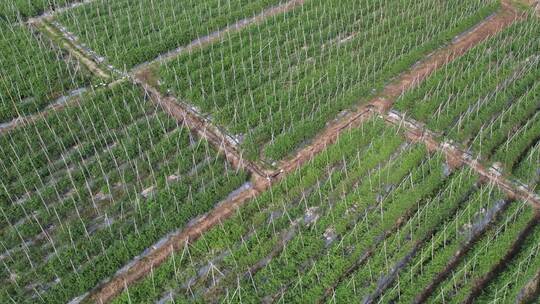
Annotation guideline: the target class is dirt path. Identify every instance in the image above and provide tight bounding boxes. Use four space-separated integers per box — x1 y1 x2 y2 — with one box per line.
383 111 540 209
131 0 305 74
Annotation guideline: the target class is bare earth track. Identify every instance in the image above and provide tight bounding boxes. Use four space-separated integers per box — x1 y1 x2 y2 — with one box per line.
18 0 539 303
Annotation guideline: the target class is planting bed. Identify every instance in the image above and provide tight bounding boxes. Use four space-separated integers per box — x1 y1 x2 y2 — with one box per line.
0 83 248 303
157 0 499 161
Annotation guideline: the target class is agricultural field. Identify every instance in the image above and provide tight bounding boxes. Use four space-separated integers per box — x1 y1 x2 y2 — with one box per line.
394 18 540 193
1 0 539 303
0 0 79 22
157 0 499 161
0 84 248 303
110 118 540 304
56 0 286 68
0 22 93 123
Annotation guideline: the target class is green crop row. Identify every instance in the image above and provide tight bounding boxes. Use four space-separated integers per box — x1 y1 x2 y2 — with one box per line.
0 83 248 303
331 167 479 303
429 202 535 303
379 184 506 303
394 18 540 183
476 221 540 303
56 0 284 68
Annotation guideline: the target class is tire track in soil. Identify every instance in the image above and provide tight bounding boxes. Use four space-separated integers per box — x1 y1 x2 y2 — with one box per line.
76 2 527 303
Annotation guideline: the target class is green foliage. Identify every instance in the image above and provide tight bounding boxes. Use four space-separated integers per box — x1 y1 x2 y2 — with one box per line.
0 0 79 22
0 23 92 123
394 18 540 185
475 222 540 303
159 0 499 161
110 118 464 303
0 83 248 303
57 0 283 68
430 202 535 303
